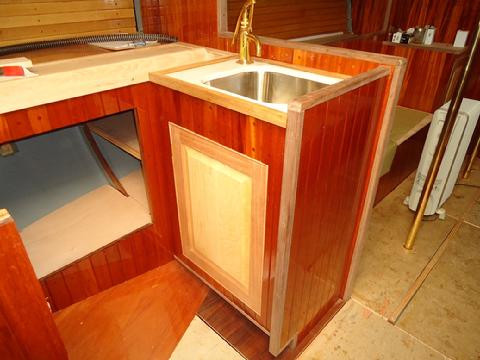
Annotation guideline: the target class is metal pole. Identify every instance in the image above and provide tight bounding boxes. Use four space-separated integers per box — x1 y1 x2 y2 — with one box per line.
404 20 480 250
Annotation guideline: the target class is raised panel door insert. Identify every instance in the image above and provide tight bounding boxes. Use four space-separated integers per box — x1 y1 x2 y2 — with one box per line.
169 123 268 314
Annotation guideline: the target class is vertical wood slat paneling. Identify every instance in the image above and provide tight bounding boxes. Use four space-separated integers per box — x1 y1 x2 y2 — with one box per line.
348 0 480 102
388 0 480 44
1 84 177 312
151 86 286 330
351 0 480 44
0 0 137 47
227 0 347 39
330 38 469 111
39 225 171 311
351 0 389 34
0 212 67 359
279 77 389 347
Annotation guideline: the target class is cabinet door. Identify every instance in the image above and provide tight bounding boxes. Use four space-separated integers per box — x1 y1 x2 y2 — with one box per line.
169 123 267 315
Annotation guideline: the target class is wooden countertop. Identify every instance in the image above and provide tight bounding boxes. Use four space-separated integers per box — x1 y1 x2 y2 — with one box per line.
0 43 231 114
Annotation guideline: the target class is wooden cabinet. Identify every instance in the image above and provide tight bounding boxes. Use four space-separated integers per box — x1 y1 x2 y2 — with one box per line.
169 123 268 315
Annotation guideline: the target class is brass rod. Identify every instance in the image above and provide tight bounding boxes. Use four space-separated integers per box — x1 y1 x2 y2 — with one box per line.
404 20 480 250
462 131 480 179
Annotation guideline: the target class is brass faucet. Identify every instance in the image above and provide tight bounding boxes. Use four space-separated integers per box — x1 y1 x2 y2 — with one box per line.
232 0 262 64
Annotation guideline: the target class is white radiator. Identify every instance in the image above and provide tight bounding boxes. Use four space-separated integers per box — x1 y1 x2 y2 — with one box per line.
406 98 480 217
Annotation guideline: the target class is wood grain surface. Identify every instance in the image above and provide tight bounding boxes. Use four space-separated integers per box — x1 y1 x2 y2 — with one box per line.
0 84 190 311
330 38 468 112
0 0 137 47
0 211 67 359
39 225 172 312
227 0 347 39
170 123 267 315
151 85 286 330
54 260 208 360
272 76 389 352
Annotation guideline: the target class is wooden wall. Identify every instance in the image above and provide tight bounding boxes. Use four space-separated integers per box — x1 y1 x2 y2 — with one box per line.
388 0 480 43
349 0 479 100
277 75 390 348
227 0 347 39
0 211 67 359
352 0 480 42
152 86 286 330
0 84 178 311
0 0 136 47
40 225 170 311
330 38 472 111
351 0 388 34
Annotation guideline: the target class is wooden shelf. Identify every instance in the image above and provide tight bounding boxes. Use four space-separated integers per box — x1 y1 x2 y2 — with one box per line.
21 170 151 278
87 111 141 159
382 41 467 54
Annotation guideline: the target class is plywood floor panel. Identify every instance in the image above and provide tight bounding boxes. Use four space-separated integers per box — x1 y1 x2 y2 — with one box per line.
298 300 444 360
21 170 151 278
397 222 480 359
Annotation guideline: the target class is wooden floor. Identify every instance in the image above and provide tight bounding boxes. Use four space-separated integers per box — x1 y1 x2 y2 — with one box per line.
198 291 275 360
54 261 208 360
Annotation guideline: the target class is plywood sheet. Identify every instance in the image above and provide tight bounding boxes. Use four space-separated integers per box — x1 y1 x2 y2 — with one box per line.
21 170 151 278
0 44 228 114
88 111 141 159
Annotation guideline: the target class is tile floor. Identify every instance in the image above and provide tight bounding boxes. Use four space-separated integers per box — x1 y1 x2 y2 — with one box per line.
171 161 480 359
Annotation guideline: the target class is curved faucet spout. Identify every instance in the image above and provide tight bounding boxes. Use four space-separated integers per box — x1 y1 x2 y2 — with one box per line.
247 34 262 57
232 0 262 64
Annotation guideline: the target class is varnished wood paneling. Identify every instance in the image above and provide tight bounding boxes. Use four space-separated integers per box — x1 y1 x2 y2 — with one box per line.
140 0 161 34
54 261 208 360
155 0 219 46
331 38 468 112
388 0 480 44
152 85 286 330
349 0 480 103
227 0 347 39
39 225 171 311
1 84 182 311
351 0 389 34
0 0 136 46
0 210 67 359
274 76 389 351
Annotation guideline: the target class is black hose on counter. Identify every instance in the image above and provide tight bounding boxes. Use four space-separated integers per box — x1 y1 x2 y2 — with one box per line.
0 33 177 56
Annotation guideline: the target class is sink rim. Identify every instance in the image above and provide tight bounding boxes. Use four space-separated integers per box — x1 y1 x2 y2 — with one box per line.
204 70 331 105
167 58 345 113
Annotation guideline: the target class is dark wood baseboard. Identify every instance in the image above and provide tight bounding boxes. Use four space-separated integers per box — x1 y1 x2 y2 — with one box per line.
197 291 276 360
197 290 346 359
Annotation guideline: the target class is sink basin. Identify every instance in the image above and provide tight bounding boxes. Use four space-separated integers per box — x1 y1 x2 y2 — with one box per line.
205 71 329 104
167 59 344 112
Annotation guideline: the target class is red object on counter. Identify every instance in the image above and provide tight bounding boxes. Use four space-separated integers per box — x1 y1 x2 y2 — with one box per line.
0 66 25 76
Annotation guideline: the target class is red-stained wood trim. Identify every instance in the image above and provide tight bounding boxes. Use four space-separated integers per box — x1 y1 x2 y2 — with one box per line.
270 76 390 354
0 210 67 359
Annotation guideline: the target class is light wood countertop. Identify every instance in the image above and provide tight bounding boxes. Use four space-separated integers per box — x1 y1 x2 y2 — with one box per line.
0 43 230 114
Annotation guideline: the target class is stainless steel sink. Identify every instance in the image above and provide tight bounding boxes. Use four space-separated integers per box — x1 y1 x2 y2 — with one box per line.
205 71 328 104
